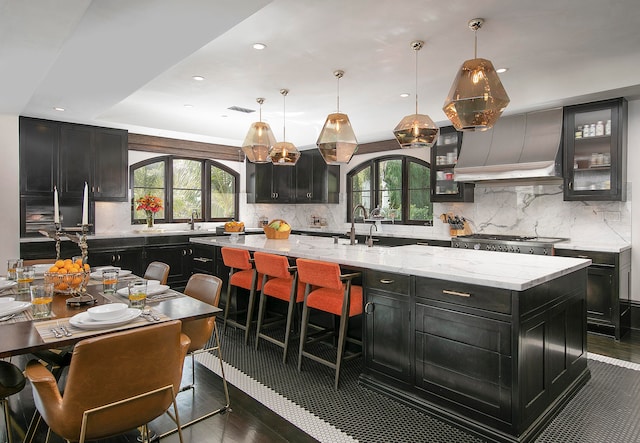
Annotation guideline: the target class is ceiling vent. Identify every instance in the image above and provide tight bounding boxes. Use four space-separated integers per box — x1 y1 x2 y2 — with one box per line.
227 105 255 114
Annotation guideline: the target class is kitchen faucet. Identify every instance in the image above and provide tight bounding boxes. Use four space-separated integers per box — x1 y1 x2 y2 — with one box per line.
366 223 378 247
190 210 198 230
350 204 369 245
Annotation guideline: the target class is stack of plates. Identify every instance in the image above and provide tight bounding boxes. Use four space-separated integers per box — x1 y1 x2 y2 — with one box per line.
0 298 31 318
69 308 142 330
116 284 170 298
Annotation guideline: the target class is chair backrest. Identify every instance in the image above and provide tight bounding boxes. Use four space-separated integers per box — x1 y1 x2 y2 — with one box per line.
221 247 252 270
253 252 292 280
47 320 189 441
296 258 343 291
144 261 170 284
182 273 223 352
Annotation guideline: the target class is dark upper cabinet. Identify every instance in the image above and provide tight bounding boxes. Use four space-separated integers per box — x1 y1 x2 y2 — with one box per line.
246 161 294 203
295 149 339 203
19 117 128 201
430 126 474 202
563 97 627 201
246 149 339 204
93 127 128 201
59 124 93 195
19 118 58 195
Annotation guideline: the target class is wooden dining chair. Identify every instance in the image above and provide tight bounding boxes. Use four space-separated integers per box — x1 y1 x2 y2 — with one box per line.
24 320 190 443
253 251 305 363
0 361 26 443
143 261 170 285
296 258 363 390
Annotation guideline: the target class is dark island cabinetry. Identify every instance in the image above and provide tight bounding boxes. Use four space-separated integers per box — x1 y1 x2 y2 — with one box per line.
360 270 590 443
363 270 412 383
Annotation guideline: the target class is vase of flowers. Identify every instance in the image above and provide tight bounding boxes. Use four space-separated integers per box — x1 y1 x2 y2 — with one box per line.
135 195 163 228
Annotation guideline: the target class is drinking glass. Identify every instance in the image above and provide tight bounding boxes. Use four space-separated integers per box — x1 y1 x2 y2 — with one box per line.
102 269 119 294
31 283 54 319
17 265 35 295
128 280 147 309
7 259 23 281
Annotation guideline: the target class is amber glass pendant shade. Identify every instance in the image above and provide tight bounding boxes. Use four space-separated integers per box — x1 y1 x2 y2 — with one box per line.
269 89 300 166
443 57 510 131
317 112 358 164
393 114 439 149
317 70 358 164
393 40 439 149
242 98 276 163
443 18 510 132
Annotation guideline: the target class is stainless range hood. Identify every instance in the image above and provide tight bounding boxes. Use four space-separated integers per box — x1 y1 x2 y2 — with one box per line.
453 107 563 182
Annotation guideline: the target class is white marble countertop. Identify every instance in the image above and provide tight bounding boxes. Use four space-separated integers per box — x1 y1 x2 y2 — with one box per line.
190 234 591 291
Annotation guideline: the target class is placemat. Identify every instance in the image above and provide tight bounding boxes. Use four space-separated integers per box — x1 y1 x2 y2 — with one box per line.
0 308 44 324
34 308 170 343
100 288 185 304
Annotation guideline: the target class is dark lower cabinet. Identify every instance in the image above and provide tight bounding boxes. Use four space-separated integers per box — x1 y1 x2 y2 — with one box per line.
359 269 590 443
363 270 411 383
191 244 216 275
555 248 631 340
89 249 144 276
144 244 193 289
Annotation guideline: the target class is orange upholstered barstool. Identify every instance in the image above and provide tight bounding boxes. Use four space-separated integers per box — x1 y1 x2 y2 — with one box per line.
253 252 306 363
221 247 262 345
296 258 363 390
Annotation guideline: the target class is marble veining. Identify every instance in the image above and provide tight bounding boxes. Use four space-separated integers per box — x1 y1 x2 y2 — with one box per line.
191 234 590 291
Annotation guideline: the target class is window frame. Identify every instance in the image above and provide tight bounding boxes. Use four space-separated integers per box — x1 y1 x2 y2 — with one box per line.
346 155 432 226
130 155 239 224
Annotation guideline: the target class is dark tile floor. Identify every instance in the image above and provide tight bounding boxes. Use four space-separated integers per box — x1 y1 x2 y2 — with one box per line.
4 330 640 442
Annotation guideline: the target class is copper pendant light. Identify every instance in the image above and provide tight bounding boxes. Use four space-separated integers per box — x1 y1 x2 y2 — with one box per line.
269 89 300 166
443 18 510 131
242 98 276 163
393 40 439 149
316 70 358 165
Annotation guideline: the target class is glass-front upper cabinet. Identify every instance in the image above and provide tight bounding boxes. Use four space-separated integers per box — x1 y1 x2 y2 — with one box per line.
563 98 627 201
430 126 474 202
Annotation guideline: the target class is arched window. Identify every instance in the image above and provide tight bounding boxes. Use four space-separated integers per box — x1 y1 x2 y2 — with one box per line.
130 156 239 223
346 155 432 225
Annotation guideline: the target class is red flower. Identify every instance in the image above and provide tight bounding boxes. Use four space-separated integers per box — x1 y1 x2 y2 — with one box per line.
136 195 163 213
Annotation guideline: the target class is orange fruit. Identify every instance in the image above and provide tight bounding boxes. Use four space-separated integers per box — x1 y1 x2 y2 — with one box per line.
48 266 58 273
56 282 68 291
83 264 91 271
71 276 83 286
74 258 83 267
54 260 65 268
57 268 68 274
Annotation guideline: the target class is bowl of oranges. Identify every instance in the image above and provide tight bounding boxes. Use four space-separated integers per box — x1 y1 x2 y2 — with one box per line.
44 258 91 294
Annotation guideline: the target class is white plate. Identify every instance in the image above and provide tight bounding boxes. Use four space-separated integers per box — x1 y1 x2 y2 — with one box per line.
69 308 141 330
116 284 170 297
90 269 132 279
0 297 15 305
0 301 32 317
0 278 17 291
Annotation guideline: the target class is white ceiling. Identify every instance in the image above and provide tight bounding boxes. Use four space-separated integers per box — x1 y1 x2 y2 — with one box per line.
2 0 640 150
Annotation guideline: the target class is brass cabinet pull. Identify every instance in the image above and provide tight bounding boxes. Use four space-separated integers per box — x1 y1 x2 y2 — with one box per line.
379 278 394 284
577 255 590 259
364 302 374 314
193 257 212 263
443 289 471 298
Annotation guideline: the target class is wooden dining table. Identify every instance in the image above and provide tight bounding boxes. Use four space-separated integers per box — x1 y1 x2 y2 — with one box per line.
0 275 222 358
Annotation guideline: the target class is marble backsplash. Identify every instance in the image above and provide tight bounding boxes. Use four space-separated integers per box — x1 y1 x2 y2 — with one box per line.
96 182 631 246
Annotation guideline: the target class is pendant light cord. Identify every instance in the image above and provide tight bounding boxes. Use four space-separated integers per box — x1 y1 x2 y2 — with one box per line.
474 28 478 58
282 91 287 141
414 48 419 115
336 76 340 113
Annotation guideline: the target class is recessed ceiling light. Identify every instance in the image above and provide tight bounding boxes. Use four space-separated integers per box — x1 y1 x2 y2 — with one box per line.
54 107 65 112
192 75 205 81
496 67 509 74
400 93 410 98
184 104 193 108
252 42 266 50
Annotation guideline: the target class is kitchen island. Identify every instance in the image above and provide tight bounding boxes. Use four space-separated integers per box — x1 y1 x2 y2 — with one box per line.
191 234 591 443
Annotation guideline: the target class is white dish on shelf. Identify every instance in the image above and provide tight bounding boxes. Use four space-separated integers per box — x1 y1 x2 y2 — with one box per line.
116 284 170 298
90 269 132 279
69 308 141 330
0 301 31 317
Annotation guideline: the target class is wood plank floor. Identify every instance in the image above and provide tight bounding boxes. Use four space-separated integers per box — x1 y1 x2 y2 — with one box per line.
4 330 640 442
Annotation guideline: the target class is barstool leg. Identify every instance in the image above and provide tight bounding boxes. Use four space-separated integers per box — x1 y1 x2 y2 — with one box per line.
297 301 311 372
244 270 259 345
223 274 233 333
334 313 350 390
254 291 268 350
2 398 13 443
282 282 298 364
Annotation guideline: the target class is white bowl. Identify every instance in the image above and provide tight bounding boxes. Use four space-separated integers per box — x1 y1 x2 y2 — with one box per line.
87 303 128 321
